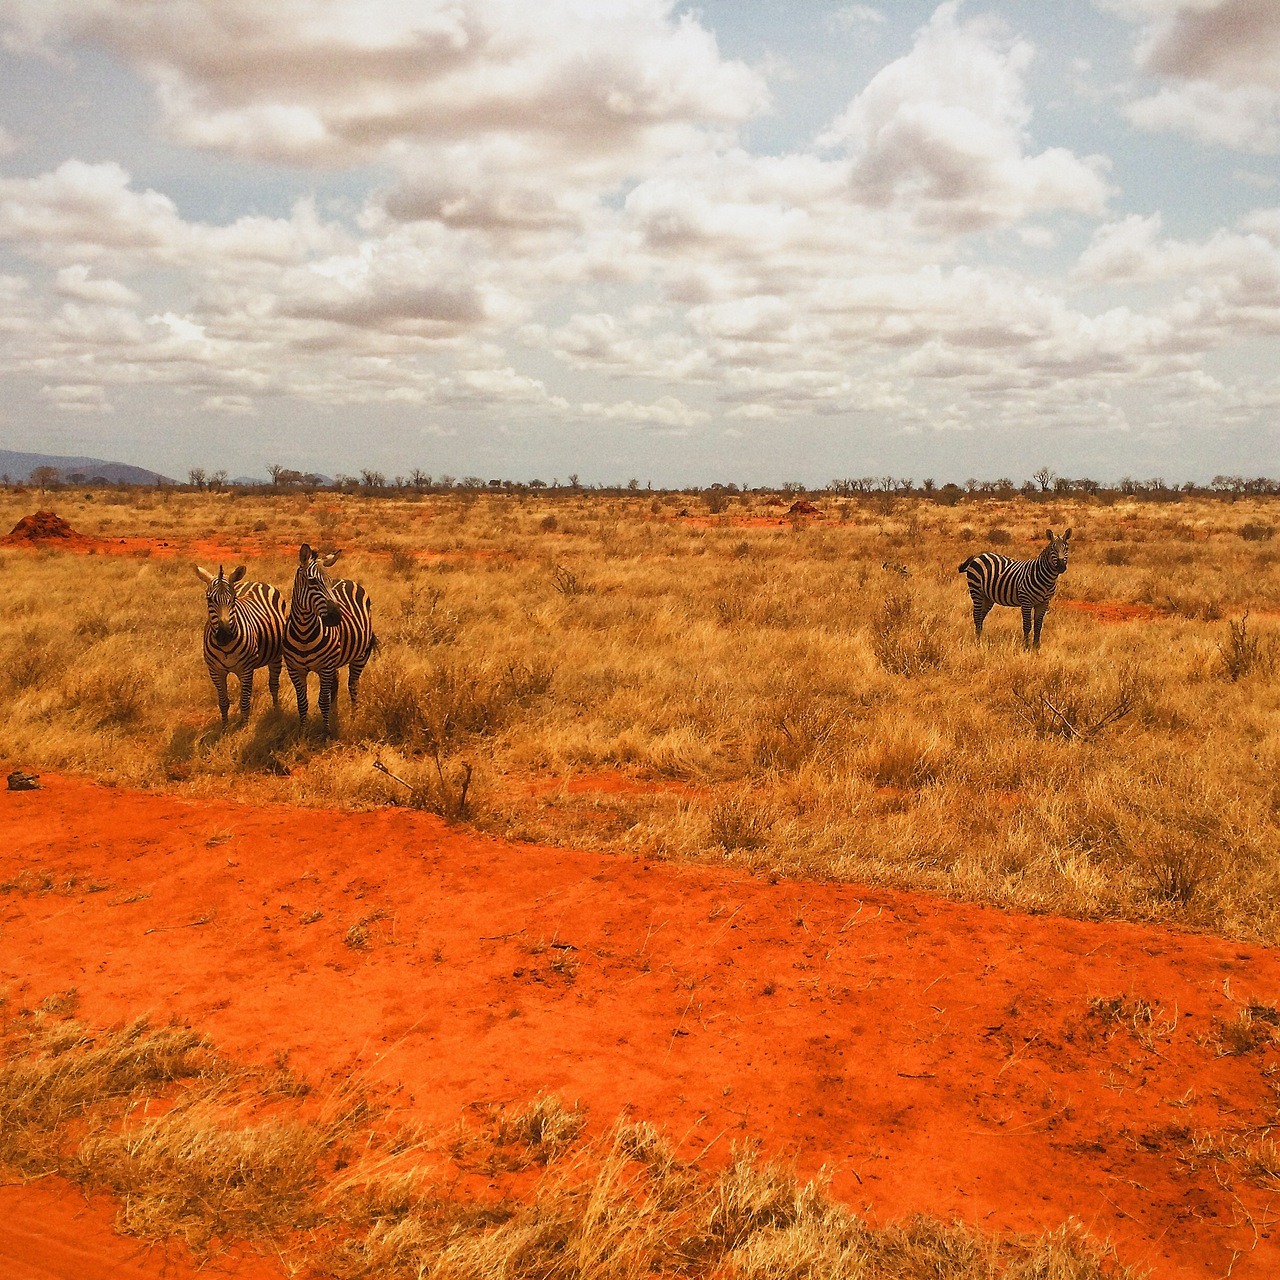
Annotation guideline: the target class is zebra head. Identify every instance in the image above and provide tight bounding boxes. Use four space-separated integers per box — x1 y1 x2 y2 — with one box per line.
196 564 247 645
295 543 343 628
1044 528 1072 574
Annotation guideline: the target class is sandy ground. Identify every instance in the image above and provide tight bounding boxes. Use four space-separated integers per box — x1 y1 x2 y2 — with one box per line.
3 775 1280 1278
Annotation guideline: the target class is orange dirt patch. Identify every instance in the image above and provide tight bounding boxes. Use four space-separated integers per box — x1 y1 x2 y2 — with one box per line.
675 514 805 528
3 775 1280 1278
0 1181 281 1280
521 769 702 799
1059 599 1169 623
0 530 495 565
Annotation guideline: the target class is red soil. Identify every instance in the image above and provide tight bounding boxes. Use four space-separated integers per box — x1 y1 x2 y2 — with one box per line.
522 769 702 799
3 775 1280 1278
0 528 497 565
676 514 802 528
1059 600 1169 623
0 1181 279 1280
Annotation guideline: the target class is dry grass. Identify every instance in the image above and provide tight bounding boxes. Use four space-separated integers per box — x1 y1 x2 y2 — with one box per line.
1 487 1279 939
0 1005 1136 1279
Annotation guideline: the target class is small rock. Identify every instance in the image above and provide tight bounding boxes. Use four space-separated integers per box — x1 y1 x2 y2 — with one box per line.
7 770 41 791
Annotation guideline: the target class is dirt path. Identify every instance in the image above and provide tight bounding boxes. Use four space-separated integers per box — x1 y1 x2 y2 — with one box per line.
3 776 1279 1278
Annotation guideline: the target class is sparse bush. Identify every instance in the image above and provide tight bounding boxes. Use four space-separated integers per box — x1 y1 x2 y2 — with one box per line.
1217 613 1276 681
1239 523 1274 541
709 794 772 851
1214 1005 1280 1056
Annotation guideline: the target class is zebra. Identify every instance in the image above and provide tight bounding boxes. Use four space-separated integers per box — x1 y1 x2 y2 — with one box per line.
284 543 378 735
958 528 1071 649
196 564 287 726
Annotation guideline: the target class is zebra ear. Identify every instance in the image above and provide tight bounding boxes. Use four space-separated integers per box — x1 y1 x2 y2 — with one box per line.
196 565 215 586
1064 527 1072 541
299 543 312 565
1045 528 1054 541
322 549 341 567
229 565 247 584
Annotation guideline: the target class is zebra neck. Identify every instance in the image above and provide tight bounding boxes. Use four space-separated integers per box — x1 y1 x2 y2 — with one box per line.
289 603 324 638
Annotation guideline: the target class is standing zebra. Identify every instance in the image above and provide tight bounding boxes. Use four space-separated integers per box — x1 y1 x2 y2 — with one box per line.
284 544 378 735
959 528 1072 649
196 564 287 726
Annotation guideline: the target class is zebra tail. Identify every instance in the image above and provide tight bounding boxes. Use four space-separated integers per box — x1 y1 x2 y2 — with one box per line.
958 557 974 574
369 631 381 657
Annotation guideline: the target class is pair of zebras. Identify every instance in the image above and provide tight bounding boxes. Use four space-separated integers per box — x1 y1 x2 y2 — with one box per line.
197 544 377 735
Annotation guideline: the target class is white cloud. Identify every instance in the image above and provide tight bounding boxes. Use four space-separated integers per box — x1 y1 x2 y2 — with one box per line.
39 382 113 412
1110 0 1280 152
581 395 709 428
820 3 1110 230
831 5 887 29
4 0 768 167
54 264 140 306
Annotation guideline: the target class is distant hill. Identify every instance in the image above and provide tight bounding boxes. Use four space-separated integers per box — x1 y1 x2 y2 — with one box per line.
0 448 175 486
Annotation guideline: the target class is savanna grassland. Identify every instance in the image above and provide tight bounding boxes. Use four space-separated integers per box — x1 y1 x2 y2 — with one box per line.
2 484 1277 941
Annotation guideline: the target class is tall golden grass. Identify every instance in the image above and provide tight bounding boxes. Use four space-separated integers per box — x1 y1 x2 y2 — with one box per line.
1 486 1277 938
0 1003 1135 1278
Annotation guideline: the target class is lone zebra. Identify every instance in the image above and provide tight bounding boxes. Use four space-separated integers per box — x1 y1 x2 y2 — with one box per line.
284 543 378 735
959 528 1071 649
196 564 287 726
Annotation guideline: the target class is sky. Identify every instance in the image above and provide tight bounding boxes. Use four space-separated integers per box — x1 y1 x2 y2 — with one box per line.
0 0 1277 486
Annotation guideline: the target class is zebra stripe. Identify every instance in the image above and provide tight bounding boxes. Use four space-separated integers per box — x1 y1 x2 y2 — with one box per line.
197 564 288 726
958 528 1071 649
284 543 378 735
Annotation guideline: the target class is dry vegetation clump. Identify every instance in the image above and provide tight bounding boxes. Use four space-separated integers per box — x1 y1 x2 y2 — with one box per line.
1 488 1279 939
0 1005 1137 1279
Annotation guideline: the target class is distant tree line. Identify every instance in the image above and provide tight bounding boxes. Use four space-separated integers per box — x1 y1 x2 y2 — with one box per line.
7 463 1280 503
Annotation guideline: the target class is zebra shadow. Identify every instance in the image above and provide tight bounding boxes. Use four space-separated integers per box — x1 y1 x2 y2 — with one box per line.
237 707 304 775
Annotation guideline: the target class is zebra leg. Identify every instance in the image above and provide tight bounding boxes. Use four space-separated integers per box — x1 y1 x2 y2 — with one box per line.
1032 607 1048 649
289 667 309 728
210 670 231 727
1021 604 1034 648
347 655 370 710
971 597 993 637
238 668 254 722
268 656 282 709
318 669 338 736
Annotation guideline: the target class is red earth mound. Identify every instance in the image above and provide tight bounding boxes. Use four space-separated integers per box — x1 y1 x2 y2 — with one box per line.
3 775 1280 1278
2 510 97 548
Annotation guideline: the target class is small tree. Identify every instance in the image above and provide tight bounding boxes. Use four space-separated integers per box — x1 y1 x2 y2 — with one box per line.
30 465 60 490
210 469 228 491
188 467 207 490
1032 466 1055 492
267 464 285 487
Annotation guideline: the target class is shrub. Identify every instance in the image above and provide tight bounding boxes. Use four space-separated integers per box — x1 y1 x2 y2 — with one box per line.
1217 614 1276 681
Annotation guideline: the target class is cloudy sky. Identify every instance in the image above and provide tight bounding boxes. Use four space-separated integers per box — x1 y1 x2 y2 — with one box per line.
0 0 1277 485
